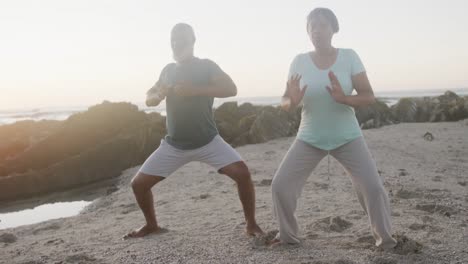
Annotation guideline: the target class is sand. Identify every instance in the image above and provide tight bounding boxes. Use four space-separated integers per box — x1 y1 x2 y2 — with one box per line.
1 121 467 264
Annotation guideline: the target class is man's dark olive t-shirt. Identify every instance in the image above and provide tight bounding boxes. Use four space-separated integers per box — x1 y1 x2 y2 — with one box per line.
156 58 222 150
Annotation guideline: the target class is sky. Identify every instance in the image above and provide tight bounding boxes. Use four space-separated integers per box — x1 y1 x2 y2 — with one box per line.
1 0 467 110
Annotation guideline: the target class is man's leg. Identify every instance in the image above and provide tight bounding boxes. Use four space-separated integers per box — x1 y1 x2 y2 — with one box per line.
124 172 165 238
124 139 189 239
219 161 263 236
194 135 263 236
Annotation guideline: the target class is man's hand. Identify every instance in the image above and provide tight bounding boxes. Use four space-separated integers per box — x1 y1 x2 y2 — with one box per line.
146 82 170 107
173 80 197 96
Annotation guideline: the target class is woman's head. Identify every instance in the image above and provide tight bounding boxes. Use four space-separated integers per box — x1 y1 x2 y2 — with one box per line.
306 8 339 49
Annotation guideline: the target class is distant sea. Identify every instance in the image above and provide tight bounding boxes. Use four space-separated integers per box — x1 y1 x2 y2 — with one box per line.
1 88 467 126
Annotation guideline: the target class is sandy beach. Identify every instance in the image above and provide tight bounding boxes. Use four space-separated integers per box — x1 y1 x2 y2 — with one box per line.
1 121 467 264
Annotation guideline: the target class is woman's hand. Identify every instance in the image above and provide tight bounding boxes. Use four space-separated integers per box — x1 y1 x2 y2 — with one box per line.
286 74 307 106
326 71 347 104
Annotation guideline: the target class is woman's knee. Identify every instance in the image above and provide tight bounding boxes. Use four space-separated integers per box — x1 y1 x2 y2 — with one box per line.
271 173 288 196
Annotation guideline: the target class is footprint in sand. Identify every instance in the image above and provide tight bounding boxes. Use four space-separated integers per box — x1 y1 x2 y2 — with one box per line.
415 203 457 217
64 253 97 263
311 216 353 233
0 232 17 244
44 238 64 246
310 260 356 264
395 189 422 199
119 203 138 214
389 234 423 255
371 257 398 264
32 223 61 235
255 179 272 187
192 194 211 200
356 235 374 245
19 261 44 264
408 223 426 231
313 182 329 190
432 176 442 182
398 169 408 176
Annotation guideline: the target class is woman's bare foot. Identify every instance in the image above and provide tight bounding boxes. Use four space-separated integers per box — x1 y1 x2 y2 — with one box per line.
246 224 265 237
268 238 281 247
123 224 162 239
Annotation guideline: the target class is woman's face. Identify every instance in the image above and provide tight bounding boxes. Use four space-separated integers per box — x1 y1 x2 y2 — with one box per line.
307 14 334 49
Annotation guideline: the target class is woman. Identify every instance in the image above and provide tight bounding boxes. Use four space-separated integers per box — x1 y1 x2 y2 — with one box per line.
270 8 397 249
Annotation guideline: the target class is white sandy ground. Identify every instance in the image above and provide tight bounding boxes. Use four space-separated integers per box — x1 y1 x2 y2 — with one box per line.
1 121 467 264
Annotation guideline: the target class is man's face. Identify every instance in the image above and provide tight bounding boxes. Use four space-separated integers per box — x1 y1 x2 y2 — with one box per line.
171 28 195 62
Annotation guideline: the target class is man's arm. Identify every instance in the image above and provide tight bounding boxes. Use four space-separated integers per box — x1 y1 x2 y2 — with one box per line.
146 81 170 107
174 71 237 98
173 60 237 98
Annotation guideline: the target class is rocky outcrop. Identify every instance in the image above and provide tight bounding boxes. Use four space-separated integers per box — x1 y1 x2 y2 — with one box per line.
214 103 301 147
0 102 166 201
1 91 467 202
390 91 468 123
355 99 394 129
0 120 61 162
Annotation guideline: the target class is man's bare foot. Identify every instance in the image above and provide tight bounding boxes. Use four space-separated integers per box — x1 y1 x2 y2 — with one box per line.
246 224 264 237
123 224 162 240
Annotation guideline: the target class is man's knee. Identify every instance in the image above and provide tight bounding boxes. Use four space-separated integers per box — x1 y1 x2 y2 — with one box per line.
222 162 252 184
131 173 162 193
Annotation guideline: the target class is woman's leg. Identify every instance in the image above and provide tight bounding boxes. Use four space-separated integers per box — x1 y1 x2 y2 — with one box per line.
272 139 327 244
331 137 397 249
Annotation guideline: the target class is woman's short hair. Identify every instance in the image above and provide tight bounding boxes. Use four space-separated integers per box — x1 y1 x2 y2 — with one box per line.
307 8 339 33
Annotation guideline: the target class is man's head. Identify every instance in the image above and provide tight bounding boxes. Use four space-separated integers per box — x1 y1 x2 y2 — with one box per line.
171 23 196 62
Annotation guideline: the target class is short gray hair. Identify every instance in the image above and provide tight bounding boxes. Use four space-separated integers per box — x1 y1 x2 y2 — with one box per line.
307 8 339 33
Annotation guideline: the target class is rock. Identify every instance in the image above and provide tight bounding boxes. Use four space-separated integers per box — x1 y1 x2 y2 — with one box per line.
390 91 468 123
0 120 61 165
355 99 394 129
429 91 468 122
0 102 167 201
214 102 261 144
247 106 299 144
423 132 434 141
391 98 418 122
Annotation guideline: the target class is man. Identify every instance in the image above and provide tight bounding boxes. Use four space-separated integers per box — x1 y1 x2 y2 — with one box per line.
124 23 264 239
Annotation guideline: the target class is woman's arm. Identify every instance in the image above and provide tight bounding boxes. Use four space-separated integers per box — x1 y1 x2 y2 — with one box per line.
343 72 376 107
281 74 307 111
326 71 375 107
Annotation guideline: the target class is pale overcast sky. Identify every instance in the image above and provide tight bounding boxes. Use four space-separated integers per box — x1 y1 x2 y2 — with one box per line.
1 0 467 109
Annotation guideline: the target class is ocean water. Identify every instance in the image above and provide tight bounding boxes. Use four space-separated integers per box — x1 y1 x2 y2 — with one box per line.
1 88 467 126
0 201 91 230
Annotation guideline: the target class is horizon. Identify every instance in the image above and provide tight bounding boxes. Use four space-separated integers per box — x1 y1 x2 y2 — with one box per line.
1 86 468 113
1 0 468 110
